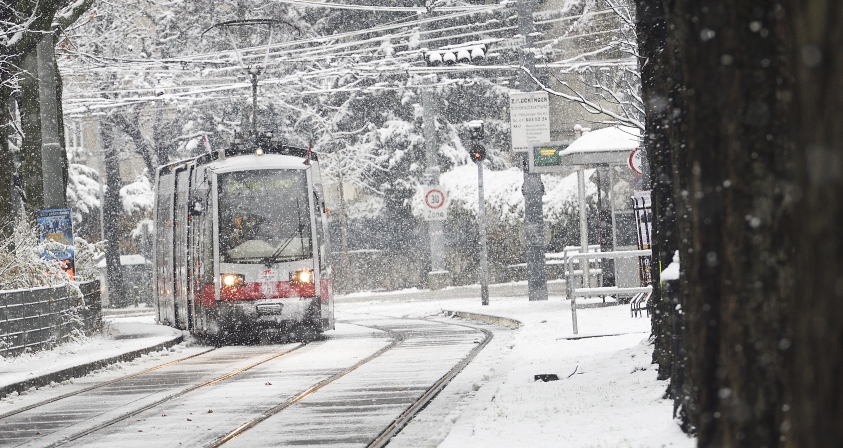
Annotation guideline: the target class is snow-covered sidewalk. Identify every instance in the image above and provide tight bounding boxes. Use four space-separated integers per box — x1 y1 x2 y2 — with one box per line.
336 289 695 448
0 314 181 398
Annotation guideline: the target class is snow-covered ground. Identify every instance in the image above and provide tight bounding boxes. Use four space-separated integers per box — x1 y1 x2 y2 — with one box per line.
1 290 695 447
337 291 695 448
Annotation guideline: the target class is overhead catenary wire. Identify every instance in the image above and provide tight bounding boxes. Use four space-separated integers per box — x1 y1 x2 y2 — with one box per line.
61 4 632 113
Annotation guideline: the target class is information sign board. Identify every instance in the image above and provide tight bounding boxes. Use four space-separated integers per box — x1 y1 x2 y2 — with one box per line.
37 208 75 275
510 91 550 152
422 186 448 221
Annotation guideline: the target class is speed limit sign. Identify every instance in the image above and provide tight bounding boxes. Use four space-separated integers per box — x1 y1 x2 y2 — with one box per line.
423 186 448 221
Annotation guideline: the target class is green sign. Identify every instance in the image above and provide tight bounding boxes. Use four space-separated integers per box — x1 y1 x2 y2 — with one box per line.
533 145 565 167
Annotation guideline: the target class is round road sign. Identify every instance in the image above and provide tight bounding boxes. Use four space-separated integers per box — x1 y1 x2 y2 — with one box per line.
628 147 643 175
424 188 446 209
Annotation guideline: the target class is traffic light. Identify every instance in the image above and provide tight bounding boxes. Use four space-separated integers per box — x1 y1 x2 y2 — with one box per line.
469 143 486 162
424 44 488 67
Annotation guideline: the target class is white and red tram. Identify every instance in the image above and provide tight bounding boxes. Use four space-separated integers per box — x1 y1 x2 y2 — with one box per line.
153 136 334 341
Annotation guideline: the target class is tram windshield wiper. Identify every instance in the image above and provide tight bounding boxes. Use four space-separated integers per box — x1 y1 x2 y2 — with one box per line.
262 198 308 266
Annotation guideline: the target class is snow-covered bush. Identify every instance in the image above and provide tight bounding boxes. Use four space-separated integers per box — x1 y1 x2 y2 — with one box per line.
0 221 71 290
0 221 105 289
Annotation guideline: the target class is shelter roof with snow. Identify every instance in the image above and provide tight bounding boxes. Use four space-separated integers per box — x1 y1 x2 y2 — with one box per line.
558 126 641 166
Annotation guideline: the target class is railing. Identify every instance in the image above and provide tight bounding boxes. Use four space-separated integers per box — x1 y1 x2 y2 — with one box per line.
566 250 652 334
0 281 101 358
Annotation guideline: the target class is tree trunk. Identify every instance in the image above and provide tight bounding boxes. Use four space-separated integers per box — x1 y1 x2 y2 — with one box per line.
111 113 156 175
664 1 795 446
0 75 14 238
101 123 127 307
783 1 843 446
634 0 676 382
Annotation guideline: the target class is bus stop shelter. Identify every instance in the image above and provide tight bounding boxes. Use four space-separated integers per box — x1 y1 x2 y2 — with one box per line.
530 126 642 290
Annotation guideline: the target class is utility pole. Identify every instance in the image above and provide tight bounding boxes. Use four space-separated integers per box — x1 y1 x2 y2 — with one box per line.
36 35 65 210
469 121 490 305
420 8 449 289
337 161 351 293
517 0 548 301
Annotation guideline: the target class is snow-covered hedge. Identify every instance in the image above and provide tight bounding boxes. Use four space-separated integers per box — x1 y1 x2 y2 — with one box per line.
411 164 596 225
0 221 104 290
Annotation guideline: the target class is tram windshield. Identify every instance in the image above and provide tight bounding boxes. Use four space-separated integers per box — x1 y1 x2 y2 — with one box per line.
218 169 312 264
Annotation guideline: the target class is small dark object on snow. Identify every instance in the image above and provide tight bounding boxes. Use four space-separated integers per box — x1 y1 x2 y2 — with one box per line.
187 418 192 421
534 374 559 382
265 382 272 385
208 410 213 413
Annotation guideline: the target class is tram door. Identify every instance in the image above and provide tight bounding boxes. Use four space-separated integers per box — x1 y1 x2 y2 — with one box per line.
173 166 192 330
189 168 212 333
154 170 176 326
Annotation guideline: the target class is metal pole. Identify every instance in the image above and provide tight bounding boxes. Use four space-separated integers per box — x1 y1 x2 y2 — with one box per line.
251 70 259 135
477 160 489 305
577 169 590 287
420 9 448 289
517 0 547 301
337 165 351 293
96 120 106 242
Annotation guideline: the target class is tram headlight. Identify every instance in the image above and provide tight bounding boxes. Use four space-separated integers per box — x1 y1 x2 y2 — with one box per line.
290 269 314 284
221 273 245 288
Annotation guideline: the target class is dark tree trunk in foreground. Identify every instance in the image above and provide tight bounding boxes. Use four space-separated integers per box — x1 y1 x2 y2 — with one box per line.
634 0 676 382
783 1 843 446
636 0 843 445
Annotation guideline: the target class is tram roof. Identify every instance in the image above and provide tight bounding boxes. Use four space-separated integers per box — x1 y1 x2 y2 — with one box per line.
157 141 316 174
209 153 314 173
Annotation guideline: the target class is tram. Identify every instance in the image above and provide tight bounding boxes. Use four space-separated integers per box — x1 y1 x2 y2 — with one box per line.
153 134 334 342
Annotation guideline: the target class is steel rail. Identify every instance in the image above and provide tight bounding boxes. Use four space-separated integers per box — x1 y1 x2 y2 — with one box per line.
45 343 306 448
366 320 494 448
0 347 217 421
206 325 404 448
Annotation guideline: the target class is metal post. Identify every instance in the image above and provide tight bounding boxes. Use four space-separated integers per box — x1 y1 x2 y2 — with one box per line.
250 70 259 134
337 166 351 292
420 10 448 289
96 121 106 242
517 0 547 301
477 160 489 305
577 169 590 286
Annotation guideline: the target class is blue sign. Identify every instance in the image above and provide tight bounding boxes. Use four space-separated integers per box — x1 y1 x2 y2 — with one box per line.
37 208 75 263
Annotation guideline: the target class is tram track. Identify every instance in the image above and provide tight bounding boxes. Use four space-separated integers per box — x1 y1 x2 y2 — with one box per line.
207 325 405 448
366 321 493 448
208 318 493 448
42 343 306 448
0 347 218 421
4 317 498 448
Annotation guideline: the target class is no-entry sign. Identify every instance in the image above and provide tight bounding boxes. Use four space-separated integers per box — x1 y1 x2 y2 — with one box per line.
423 186 448 221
